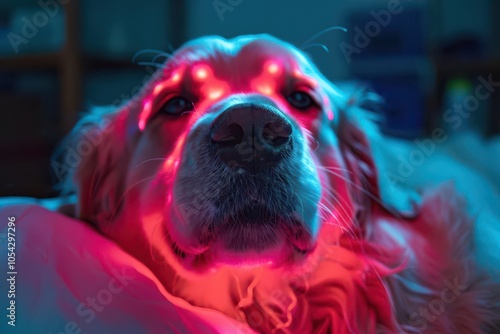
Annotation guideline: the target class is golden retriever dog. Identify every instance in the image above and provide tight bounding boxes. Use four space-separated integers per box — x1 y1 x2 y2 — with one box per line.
55 35 500 333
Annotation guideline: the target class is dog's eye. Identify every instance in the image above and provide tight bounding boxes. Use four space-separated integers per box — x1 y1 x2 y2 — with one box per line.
287 91 315 110
161 97 194 115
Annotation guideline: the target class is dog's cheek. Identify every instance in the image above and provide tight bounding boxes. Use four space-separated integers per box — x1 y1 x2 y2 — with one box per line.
290 111 321 134
69 114 130 225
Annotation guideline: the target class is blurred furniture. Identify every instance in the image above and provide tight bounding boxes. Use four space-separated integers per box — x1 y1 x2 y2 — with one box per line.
347 7 429 138
429 0 500 136
347 0 500 138
0 0 186 196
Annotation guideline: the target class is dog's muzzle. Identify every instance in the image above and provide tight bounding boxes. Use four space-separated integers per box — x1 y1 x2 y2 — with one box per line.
209 102 293 173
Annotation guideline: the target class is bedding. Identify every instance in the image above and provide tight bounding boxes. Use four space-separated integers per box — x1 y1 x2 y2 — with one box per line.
1 131 498 333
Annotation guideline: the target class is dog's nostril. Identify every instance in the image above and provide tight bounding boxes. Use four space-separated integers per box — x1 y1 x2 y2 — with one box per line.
210 123 244 145
209 102 294 172
262 121 292 147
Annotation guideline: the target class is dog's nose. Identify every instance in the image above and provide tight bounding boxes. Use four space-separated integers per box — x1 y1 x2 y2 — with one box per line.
210 103 292 172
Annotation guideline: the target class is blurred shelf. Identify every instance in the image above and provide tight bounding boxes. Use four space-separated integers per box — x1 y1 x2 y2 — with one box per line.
0 52 61 71
0 0 185 196
434 58 500 75
350 56 432 77
84 55 140 70
0 53 144 72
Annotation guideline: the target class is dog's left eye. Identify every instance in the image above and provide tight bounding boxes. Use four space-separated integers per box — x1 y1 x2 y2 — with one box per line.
161 97 194 116
287 91 315 110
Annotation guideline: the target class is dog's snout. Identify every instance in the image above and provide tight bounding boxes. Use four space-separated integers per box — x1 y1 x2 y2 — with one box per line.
210 103 292 172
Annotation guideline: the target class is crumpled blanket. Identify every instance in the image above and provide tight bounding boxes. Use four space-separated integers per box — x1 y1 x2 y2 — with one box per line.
0 203 255 334
1 131 499 334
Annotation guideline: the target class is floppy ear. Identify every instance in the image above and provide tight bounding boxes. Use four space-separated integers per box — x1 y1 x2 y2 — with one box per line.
53 106 132 225
332 85 421 221
52 64 166 224
334 87 383 217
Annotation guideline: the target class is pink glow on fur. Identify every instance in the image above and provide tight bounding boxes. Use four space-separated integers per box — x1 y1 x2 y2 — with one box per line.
292 67 318 89
162 129 191 176
266 61 281 75
193 64 209 81
324 97 334 121
255 83 273 96
251 69 278 98
327 110 334 121
153 82 165 95
139 70 186 129
200 81 229 102
138 99 152 130
248 60 291 98
190 64 230 106
207 88 224 100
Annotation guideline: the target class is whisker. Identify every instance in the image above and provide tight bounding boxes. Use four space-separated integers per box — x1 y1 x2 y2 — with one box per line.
132 49 172 63
319 187 360 241
134 158 170 169
105 174 156 229
301 43 330 53
318 165 403 218
300 26 348 50
315 168 406 284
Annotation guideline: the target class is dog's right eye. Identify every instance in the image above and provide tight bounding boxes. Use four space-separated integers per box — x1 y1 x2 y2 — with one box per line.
160 97 194 116
287 91 316 110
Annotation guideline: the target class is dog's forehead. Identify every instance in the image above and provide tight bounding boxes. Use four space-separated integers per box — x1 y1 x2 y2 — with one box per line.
166 35 314 79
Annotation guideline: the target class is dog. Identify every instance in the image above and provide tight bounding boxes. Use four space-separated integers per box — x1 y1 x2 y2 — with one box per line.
55 35 500 333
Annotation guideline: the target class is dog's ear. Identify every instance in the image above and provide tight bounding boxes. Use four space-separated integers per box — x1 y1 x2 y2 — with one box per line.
331 85 421 220
52 106 131 225
333 87 383 209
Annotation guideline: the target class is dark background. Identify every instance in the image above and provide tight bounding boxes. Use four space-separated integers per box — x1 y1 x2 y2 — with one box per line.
0 0 499 197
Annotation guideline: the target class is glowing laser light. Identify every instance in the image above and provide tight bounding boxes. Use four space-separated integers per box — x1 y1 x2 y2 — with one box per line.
208 88 223 100
327 110 334 121
196 69 208 80
153 82 165 95
267 62 280 74
257 84 273 96
172 72 181 82
138 119 146 131
139 99 152 131
163 135 187 171
193 65 209 81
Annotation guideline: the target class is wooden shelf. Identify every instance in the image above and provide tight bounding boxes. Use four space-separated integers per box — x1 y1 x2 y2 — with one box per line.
0 53 146 71
0 52 61 71
434 57 500 75
84 55 141 70
0 1 185 196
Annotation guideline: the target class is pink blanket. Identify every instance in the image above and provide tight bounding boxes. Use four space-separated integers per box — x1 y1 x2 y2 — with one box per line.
0 203 254 334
